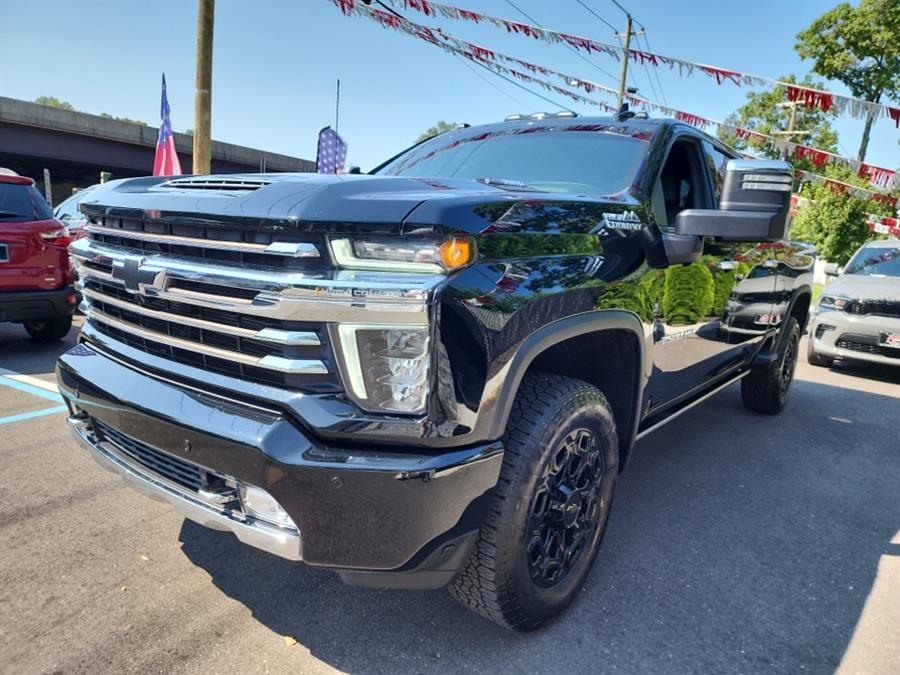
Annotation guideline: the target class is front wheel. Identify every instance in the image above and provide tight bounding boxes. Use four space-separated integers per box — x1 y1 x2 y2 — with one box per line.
449 372 619 631
24 315 73 342
741 316 800 414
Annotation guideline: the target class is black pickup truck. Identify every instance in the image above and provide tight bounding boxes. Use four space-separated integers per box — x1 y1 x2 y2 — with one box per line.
58 115 813 631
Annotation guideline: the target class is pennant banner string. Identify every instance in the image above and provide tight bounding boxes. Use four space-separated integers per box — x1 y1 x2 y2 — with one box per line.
335 1 898 191
365 0 900 126
794 170 898 209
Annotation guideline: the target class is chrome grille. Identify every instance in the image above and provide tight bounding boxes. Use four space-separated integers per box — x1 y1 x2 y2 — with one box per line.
72 211 439 398
82 278 340 392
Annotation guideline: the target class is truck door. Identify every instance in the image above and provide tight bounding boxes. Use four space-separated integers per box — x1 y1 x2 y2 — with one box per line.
643 135 776 412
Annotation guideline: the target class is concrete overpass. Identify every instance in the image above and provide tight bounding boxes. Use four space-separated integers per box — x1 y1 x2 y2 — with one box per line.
0 96 315 204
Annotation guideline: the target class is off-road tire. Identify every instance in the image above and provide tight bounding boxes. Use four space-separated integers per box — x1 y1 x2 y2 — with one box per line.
741 316 800 414
449 372 619 631
24 315 72 342
806 337 833 368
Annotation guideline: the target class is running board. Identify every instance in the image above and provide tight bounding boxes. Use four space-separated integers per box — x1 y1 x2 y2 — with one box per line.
635 371 749 442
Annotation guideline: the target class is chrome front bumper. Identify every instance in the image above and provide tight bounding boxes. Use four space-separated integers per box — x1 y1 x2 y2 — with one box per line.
66 416 302 561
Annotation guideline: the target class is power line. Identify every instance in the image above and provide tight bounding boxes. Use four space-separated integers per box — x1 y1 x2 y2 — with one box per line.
639 32 668 105
634 33 661 103
451 53 533 110
609 0 644 29
504 0 619 84
574 0 617 33
576 0 663 106
376 0 575 112
462 54 576 113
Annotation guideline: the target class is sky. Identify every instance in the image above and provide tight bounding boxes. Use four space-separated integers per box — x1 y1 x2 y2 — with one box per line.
1 0 897 173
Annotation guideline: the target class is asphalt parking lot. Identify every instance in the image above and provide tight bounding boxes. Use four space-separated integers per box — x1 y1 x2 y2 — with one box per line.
1 317 898 675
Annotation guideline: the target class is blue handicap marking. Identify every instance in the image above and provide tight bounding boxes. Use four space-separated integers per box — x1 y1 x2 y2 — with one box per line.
0 367 67 425
0 406 69 425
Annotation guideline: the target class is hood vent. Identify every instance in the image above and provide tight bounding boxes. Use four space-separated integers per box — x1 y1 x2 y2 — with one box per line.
161 177 270 191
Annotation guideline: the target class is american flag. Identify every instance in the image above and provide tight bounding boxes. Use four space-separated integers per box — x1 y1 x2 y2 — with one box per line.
153 74 183 176
316 127 348 174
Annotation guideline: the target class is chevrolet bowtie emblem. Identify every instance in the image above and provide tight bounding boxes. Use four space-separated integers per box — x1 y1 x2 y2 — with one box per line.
111 258 165 293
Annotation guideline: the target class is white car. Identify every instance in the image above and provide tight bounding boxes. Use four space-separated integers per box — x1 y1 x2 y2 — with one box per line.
53 184 99 239
808 240 900 367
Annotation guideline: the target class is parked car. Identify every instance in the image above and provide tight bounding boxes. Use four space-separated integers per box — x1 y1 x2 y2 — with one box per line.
57 114 810 630
0 172 76 340
808 240 900 367
53 184 99 240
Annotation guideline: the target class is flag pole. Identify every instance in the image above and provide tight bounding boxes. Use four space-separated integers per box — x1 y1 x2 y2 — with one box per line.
335 79 341 134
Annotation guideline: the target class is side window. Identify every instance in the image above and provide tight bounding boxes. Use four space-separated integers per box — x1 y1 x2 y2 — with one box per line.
652 138 707 231
702 141 733 204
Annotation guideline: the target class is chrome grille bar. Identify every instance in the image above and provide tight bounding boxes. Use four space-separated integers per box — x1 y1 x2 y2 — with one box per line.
87 224 320 258
83 287 321 346
87 308 328 374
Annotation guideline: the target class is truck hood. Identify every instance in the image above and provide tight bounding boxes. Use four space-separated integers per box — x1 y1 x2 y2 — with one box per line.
77 173 638 235
822 274 900 302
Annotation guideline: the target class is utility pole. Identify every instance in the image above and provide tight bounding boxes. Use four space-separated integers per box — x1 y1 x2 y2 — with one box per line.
615 14 633 111
335 79 341 133
776 101 800 160
193 0 215 175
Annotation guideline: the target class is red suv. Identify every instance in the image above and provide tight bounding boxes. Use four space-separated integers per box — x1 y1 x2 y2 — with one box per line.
0 173 76 340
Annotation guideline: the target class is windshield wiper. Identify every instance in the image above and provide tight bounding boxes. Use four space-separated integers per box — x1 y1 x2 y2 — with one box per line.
0 210 24 218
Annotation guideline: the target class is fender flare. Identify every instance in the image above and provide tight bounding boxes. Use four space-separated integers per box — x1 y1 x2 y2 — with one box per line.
753 285 813 366
480 309 648 445
779 284 813 346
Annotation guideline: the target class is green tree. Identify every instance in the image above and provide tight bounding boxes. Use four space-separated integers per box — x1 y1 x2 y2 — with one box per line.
100 112 149 126
415 121 458 143
790 186 874 265
34 96 75 110
717 74 839 168
795 0 900 161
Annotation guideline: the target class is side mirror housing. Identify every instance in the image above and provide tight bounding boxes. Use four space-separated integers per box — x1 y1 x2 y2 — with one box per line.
676 159 793 242
344 166 362 175
823 262 842 276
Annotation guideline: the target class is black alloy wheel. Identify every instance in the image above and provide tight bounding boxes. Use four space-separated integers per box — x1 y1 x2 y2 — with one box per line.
778 327 799 401
526 428 604 588
450 372 619 631
741 316 801 414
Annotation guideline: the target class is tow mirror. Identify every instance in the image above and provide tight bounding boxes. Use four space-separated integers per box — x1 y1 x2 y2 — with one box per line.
675 159 793 242
823 262 842 276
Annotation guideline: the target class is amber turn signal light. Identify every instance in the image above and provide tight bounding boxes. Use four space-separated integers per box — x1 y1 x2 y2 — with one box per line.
439 238 472 270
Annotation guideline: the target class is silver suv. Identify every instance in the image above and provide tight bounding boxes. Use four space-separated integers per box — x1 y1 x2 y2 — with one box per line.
808 240 900 367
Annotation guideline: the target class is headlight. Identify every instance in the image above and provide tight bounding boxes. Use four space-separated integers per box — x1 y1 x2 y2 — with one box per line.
330 236 472 273
336 324 430 413
818 295 851 311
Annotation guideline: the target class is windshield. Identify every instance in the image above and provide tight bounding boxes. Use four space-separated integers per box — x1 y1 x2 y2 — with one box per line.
844 244 900 277
54 190 88 221
375 125 650 197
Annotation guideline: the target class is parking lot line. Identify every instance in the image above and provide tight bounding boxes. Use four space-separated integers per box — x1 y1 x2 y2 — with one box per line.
0 374 64 404
0 368 61 394
0 405 69 425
